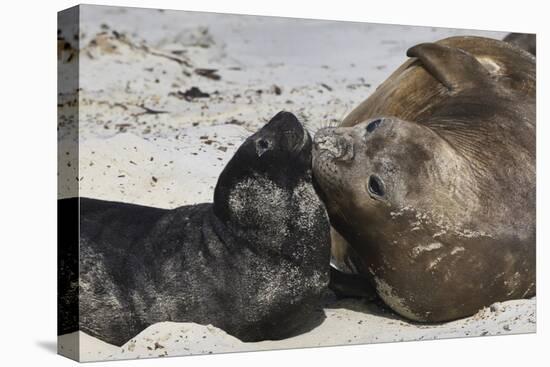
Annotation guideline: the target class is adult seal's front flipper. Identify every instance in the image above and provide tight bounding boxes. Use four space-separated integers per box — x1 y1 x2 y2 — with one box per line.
406 42 493 92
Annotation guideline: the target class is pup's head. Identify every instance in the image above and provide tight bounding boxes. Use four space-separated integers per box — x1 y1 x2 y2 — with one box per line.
213 111 328 262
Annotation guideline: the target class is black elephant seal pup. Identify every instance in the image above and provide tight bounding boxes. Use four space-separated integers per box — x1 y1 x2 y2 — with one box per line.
58 111 331 346
312 36 535 322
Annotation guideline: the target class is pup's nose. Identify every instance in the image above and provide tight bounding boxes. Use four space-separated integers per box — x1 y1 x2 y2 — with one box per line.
260 111 309 153
313 128 354 161
267 111 301 132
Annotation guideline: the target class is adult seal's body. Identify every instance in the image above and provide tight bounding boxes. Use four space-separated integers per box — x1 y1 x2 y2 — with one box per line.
504 33 536 56
312 36 535 322
58 112 331 346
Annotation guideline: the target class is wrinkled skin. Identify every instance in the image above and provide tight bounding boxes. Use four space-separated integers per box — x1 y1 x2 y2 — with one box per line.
58 111 331 346
313 36 535 322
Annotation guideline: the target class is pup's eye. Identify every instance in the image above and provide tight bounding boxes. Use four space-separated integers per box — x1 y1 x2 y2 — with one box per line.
366 119 382 133
257 139 269 150
256 139 271 156
367 175 385 197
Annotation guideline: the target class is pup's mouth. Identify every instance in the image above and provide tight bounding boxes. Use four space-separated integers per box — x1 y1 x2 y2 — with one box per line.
294 123 311 153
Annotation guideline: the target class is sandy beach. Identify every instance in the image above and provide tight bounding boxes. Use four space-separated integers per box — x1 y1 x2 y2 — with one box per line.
57 5 535 361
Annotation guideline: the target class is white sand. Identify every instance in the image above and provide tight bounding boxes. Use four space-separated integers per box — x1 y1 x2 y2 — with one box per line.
58 5 535 361
60 298 535 362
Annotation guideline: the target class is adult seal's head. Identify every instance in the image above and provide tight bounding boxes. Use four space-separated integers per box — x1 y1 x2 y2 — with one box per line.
312 36 535 322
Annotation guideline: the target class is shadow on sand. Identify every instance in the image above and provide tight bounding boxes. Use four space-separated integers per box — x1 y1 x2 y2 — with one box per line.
36 340 57 354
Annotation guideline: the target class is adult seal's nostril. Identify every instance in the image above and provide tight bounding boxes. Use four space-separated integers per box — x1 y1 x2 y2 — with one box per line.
314 131 354 161
334 135 354 161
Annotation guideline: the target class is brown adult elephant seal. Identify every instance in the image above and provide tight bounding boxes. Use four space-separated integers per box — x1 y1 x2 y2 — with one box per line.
313 36 535 322
504 33 536 56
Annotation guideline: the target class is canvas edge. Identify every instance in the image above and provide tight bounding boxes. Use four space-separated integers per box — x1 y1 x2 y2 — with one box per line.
57 4 81 362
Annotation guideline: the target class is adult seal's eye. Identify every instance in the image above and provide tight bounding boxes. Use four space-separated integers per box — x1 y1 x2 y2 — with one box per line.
366 119 382 133
367 175 385 197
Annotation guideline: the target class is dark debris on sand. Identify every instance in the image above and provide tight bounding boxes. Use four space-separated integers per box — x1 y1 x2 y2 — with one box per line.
194 68 221 80
170 87 211 101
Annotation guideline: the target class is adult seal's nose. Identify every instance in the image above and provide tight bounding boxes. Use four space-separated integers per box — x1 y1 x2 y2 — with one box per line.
313 129 355 161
